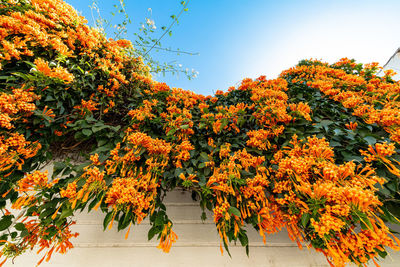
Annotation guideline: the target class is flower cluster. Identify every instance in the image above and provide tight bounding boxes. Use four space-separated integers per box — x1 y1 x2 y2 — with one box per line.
281 58 400 143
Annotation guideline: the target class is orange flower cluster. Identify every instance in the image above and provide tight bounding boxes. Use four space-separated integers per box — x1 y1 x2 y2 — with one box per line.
289 102 312 121
345 121 357 130
0 218 78 267
73 99 99 115
248 77 303 128
173 139 194 168
62 131 172 231
179 173 198 187
105 175 157 224
206 148 278 247
0 132 41 173
360 142 396 162
128 99 158 126
281 59 400 143
162 104 195 139
359 142 400 178
0 88 39 129
16 170 58 192
60 181 77 199
34 58 74 83
61 166 106 209
270 135 398 266
219 143 231 159
124 131 172 158
157 222 178 253
209 103 253 134
246 129 278 150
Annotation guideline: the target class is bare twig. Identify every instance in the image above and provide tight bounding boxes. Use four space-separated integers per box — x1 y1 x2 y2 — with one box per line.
144 0 190 57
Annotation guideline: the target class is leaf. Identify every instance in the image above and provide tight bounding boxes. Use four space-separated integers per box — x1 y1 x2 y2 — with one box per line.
167 128 177 136
227 207 241 217
223 240 231 257
333 128 343 136
180 124 189 129
60 208 73 219
0 215 13 231
200 152 208 160
238 232 248 247
118 212 132 231
364 136 376 146
300 213 311 227
82 129 92 136
315 120 333 131
44 95 55 101
155 211 165 226
201 212 207 221
329 141 341 147
148 226 158 240
103 212 114 231
53 161 66 177
92 124 109 133
14 222 26 231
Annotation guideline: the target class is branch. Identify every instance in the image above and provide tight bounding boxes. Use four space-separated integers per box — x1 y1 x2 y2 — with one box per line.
144 0 190 57
139 44 198 55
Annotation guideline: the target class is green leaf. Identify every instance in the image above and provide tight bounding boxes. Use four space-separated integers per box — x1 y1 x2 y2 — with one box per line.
0 215 13 231
300 213 311 227
180 124 189 129
333 128 343 136
167 128 177 136
103 212 114 231
329 141 341 147
364 136 376 146
199 152 208 160
238 232 248 247
155 211 165 226
227 207 241 217
118 212 132 231
201 212 207 221
60 208 73 219
82 129 92 136
92 124 109 133
148 226 158 240
14 223 26 231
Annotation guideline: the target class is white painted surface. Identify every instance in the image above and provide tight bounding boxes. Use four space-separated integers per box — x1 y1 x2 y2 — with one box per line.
382 48 400 80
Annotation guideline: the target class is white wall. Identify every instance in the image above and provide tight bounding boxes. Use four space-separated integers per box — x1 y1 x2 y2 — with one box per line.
382 49 400 80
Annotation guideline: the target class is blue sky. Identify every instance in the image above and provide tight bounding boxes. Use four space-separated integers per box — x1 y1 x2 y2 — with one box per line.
66 0 400 95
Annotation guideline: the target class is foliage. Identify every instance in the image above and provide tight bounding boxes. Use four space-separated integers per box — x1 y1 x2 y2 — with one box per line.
1 1 400 267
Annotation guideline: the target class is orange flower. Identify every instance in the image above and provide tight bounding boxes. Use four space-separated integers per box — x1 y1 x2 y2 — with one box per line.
34 58 74 83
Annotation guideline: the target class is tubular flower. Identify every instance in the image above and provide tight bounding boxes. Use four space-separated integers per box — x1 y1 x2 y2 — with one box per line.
157 222 178 253
16 170 57 192
173 139 194 168
34 58 74 83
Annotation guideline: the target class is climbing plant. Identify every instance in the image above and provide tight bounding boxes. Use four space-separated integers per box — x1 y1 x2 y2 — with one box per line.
1 1 400 266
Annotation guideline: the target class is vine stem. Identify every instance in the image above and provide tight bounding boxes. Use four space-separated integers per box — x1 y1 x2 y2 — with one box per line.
144 0 190 57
